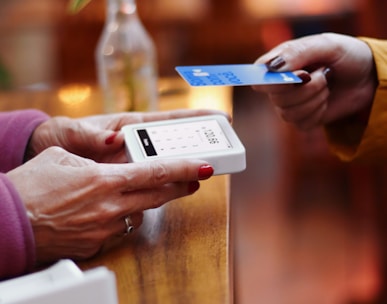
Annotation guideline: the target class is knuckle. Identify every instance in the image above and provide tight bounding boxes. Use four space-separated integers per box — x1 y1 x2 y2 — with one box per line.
84 172 104 188
97 204 121 222
149 162 170 185
86 167 113 188
44 146 66 155
65 118 82 137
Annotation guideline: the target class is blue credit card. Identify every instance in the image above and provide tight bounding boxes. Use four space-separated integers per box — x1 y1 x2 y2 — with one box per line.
175 64 302 87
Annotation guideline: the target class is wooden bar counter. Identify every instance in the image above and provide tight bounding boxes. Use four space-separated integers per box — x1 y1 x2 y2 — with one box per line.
0 79 233 304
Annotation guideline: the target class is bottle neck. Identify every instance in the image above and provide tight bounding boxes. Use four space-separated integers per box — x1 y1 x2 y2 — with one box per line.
107 0 137 18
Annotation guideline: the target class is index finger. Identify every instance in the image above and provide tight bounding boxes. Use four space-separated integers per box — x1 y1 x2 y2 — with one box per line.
255 33 343 72
98 159 213 192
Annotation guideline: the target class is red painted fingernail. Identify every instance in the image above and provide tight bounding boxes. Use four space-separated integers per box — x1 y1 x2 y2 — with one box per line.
188 181 200 194
105 132 118 145
297 71 311 84
198 165 214 180
267 56 286 70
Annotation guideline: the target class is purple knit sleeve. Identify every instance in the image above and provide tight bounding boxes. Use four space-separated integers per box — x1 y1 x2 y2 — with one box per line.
0 110 50 172
0 174 35 279
0 110 50 279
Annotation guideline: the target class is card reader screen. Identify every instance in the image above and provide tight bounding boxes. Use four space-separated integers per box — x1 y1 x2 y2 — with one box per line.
136 119 232 157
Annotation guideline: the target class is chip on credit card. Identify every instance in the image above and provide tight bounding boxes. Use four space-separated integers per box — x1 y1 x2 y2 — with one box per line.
175 64 302 87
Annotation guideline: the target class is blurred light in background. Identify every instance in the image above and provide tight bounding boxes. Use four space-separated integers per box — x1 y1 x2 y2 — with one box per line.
140 0 210 21
58 83 91 106
188 86 232 114
241 0 361 18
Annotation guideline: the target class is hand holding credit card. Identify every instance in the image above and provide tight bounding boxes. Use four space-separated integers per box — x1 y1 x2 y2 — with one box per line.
175 64 301 87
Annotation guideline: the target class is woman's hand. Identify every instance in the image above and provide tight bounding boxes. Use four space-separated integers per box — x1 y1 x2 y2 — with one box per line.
7 147 214 264
26 109 229 163
253 33 378 130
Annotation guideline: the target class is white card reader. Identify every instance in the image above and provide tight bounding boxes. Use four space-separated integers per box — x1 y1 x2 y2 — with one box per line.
122 115 246 175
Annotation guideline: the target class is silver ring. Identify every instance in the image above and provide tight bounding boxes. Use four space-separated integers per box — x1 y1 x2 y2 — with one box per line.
124 216 134 236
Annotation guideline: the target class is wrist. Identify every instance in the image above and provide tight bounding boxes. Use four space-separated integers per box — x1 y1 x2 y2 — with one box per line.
23 120 51 162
